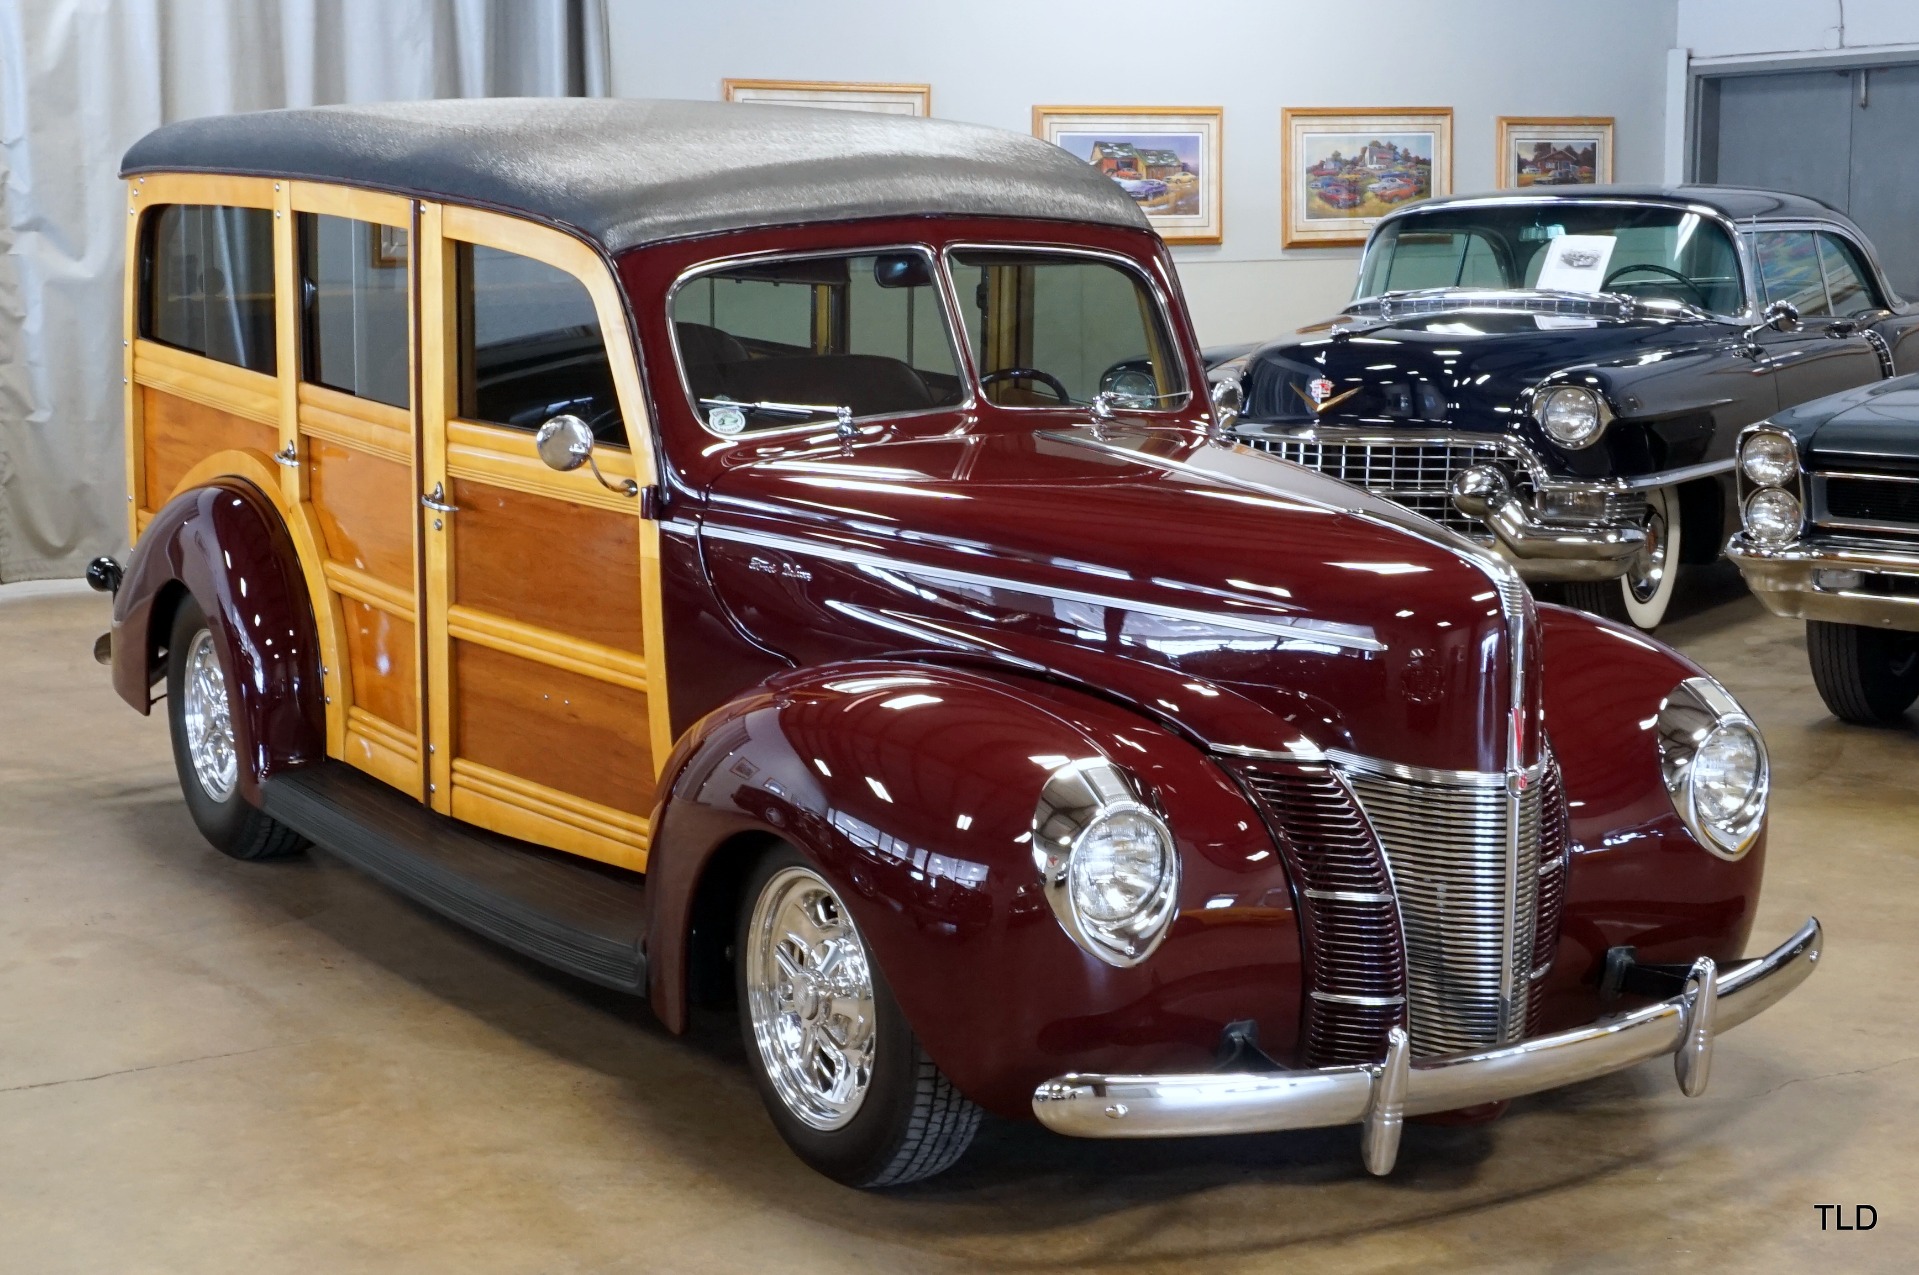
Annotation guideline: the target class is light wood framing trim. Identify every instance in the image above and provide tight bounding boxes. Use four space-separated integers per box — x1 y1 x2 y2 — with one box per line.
420 201 456 812
346 708 424 798
444 420 640 514
298 408 412 465
124 183 143 545
446 605 649 692
297 380 412 433
450 760 649 869
323 560 416 619
131 340 279 425
347 705 420 759
289 181 413 228
127 171 279 210
274 180 303 510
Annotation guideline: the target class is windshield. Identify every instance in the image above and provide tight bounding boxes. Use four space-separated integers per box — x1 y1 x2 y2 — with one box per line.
947 249 1188 410
1357 204 1745 314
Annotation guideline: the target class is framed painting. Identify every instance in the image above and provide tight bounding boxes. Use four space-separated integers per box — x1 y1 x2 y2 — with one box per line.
1282 107 1452 248
722 79 931 117
1496 116 1614 189
1033 106 1224 245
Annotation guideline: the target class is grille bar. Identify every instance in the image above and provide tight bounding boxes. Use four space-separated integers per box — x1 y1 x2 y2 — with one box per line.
1239 436 1533 537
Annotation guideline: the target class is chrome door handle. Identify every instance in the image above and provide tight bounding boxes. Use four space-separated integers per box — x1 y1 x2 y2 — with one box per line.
421 482 459 513
273 441 300 469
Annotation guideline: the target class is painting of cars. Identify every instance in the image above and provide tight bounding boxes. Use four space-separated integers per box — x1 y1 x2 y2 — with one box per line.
1034 106 1223 243
1283 108 1452 246
1496 117 1614 189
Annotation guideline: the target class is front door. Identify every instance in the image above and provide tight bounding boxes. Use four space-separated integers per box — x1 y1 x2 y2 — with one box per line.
417 205 671 871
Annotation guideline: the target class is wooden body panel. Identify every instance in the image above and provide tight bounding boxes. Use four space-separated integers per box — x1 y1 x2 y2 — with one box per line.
125 170 668 871
139 388 278 511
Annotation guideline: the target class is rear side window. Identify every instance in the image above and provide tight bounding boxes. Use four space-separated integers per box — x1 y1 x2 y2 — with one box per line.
459 243 625 447
299 213 410 408
1755 229 1883 318
140 204 276 374
1817 234 1877 314
670 250 964 435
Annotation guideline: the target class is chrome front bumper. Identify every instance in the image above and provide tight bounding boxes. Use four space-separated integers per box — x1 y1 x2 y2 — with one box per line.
1729 534 1919 629
1452 465 1646 583
1031 918 1820 1175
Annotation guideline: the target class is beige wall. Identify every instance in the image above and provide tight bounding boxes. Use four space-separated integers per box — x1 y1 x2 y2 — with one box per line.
607 0 1679 347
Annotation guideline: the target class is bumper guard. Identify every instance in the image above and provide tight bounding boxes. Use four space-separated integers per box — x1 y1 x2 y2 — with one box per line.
1031 918 1821 1175
1451 465 1645 583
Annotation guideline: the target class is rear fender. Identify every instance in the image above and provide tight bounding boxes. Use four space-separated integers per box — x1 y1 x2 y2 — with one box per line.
111 480 325 802
645 659 1301 1118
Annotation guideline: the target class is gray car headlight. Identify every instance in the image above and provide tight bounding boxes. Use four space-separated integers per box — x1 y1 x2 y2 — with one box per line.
1655 676 1769 860
1536 385 1609 448
1743 488 1803 545
1033 759 1180 966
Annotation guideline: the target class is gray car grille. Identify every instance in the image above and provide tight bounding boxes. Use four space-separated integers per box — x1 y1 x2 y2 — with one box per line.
1239 436 1532 536
1341 761 1547 1058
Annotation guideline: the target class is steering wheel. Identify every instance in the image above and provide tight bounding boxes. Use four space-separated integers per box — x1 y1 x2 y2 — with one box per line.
1601 262 1712 309
979 367 1072 403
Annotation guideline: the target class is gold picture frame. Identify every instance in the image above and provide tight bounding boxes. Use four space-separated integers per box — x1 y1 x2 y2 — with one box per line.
1496 116 1614 189
722 79 931 117
1282 107 1453 248
1032 105 1224 245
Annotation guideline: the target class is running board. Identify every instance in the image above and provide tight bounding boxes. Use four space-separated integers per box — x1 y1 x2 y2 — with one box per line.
261 762 647 994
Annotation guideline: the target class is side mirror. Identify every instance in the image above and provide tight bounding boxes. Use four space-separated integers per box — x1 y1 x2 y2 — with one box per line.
535 414 594 473
1761 300 1800 333
1209 378 1243 438
534 414 639 498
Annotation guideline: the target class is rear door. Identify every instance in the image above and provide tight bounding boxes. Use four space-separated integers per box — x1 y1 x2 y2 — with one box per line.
416 205 670 871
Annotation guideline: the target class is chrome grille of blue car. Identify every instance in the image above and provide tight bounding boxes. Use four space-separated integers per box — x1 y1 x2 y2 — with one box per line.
1238 435 1529 536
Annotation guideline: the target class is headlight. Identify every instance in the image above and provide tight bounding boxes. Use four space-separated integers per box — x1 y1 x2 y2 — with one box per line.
1743 488 1802 545
1740 429 1799 488
1536 385 1609 448
1033 759 1180 966
1655 676 1768 859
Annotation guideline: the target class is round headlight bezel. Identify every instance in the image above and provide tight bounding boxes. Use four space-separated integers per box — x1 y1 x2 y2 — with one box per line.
1740 428 1800 488
1655 676 1769 860
1032 760 1181 967
1535 385 1610 449
1743 487 1803 546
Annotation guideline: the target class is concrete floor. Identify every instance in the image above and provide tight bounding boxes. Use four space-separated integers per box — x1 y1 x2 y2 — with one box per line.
1 571 1914 1273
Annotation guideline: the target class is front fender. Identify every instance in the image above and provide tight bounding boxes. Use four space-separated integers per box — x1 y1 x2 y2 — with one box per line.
646 660 1301 1119
111 480 325 801
1536 603 1766 1029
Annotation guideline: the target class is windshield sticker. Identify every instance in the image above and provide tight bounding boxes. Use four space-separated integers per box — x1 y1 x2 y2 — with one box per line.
1535 234 1617 293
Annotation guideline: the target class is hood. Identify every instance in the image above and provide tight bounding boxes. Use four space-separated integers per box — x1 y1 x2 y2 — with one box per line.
1238 304 1723 437
1774 371 1919 469
698 424 1538 774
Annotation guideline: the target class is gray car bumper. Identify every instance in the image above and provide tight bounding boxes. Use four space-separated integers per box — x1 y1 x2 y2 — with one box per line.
1031 918 1821 1175
1730 534 1919 629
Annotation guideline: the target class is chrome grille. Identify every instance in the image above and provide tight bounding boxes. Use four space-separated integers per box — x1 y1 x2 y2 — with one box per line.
1239 435 1532 536
1233 763 1407 1067
1531 760 1571 1031
1342 763 1542 1057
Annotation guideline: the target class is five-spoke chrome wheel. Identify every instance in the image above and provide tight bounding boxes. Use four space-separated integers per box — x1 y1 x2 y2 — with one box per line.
743 865 877 1131
181 628 238 802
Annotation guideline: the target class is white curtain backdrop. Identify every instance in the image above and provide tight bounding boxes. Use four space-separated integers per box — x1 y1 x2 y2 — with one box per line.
0 0 610 581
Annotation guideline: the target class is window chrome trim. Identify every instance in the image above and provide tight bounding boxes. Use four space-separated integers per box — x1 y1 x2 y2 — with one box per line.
664 243 975 443
696 521 1385 651
1742 219 1894 315
1354 196 1759 323
941 241 1194 414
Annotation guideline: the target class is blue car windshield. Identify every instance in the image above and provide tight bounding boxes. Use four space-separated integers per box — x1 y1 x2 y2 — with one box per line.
1357 204 1744 314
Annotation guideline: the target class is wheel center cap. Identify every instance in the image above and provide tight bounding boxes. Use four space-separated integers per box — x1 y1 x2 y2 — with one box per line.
793 973 825 1023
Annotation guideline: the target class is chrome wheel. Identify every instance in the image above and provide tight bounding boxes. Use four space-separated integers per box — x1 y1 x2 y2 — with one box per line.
1626 493 1670 604
181 628 238 802
744 865 877 1131
1618 484 1682 630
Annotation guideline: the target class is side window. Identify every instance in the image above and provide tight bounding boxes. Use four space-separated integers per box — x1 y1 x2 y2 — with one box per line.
1817 233 1877 314
948 250 1187 409
458 244 624 447
299 213 410 408
670 250 964 434
1755 230 1831 317
140 204 276 374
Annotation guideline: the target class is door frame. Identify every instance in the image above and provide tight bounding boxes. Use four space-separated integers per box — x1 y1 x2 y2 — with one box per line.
418 202 672 869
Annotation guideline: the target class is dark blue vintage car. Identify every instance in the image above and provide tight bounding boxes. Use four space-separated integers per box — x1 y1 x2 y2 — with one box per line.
1216 186 1919 629
1729 372 1919 720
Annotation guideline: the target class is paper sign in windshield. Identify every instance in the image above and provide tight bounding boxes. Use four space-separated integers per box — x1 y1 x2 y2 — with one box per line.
1535 234 1617 294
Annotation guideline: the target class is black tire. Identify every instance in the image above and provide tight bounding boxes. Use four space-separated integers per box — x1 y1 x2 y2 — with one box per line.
1807 620 1919 724
1562 483 1682 631
165 596 308 860
735 845 980 1187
